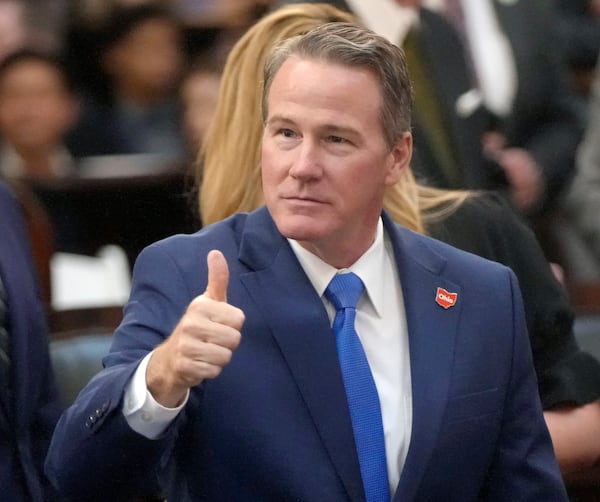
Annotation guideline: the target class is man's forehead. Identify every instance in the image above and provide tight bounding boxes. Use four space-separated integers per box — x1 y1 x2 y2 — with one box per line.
269 56 379 96
275 54 372 76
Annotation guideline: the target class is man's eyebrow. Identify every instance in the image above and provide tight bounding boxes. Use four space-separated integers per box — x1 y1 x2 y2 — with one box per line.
265 115 362 140
266 114 295 126
319 124 361 137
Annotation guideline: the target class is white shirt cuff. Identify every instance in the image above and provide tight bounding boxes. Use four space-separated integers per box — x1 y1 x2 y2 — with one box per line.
122 351 189 439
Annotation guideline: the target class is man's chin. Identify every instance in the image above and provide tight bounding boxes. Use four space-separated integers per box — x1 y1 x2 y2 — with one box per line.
273 216 324 242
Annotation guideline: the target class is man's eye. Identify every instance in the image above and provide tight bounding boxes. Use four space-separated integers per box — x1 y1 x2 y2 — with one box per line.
280 128 296 138
328 135 346 144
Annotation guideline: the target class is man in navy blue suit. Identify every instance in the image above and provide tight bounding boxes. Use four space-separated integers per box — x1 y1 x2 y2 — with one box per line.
0 181 63 501
46 22 567 501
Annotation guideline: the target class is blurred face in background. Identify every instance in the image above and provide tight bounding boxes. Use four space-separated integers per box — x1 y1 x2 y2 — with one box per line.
0 59 78 154
180 69 221 153
104 16 184 103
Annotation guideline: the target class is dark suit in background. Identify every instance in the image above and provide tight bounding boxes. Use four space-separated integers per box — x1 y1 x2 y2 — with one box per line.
487 0 581 208
0 182 63 501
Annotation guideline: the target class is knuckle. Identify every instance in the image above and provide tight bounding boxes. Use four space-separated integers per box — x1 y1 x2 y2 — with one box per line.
231 331 242 350
203 363 222 380
172 357 191 378
178 316 196 335
221 348 233 366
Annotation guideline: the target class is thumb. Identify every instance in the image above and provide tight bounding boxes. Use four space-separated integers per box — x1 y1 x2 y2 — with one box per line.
205 249 229 302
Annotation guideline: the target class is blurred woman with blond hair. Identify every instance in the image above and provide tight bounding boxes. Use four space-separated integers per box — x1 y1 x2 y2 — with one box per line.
198 2 600 475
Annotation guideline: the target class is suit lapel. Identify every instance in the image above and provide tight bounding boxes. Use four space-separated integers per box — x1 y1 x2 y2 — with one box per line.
237 208 365 502
383 215 462 500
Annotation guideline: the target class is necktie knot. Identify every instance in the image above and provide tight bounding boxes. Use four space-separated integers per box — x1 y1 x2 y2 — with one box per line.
325 272 364 311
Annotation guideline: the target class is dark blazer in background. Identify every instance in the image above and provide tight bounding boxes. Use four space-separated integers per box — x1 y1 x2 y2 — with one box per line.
489 0 582 206
0 182 63 501
46 207 566 501
406 7 500 191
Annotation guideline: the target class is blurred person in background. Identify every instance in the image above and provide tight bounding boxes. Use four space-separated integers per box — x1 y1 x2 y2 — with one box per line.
426 0 582 219
0 50 79 180
0 180 64 501
563 54 600 279
70 4 187 162
179 56 223 157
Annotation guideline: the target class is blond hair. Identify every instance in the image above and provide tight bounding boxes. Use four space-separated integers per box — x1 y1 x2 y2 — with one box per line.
199 3 471 232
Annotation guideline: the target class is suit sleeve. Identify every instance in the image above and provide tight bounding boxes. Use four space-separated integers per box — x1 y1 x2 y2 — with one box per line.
45 242 196 502
482 270 568 500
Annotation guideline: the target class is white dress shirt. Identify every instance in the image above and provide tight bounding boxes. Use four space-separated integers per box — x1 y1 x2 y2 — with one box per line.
123 218 412 495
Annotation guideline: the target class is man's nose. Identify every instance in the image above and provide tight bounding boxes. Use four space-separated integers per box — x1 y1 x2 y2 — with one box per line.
289 139 323 179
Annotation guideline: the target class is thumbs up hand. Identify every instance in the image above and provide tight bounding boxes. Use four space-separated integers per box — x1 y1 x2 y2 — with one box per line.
146 250 245 408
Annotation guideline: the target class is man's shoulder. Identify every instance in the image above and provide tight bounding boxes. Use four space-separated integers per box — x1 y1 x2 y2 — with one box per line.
135 208 280 272
143 212 251 255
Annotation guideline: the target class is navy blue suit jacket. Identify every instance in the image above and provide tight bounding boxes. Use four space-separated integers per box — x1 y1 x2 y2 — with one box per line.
46 208 566 501
0 182 63 501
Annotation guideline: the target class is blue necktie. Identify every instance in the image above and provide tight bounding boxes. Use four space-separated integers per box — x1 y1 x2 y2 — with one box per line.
325 273 389 502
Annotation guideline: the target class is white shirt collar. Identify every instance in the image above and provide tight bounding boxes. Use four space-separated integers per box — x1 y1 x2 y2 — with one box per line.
288 218 386 318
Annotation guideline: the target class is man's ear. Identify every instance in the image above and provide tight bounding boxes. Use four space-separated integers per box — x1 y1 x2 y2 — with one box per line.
385 132 412 186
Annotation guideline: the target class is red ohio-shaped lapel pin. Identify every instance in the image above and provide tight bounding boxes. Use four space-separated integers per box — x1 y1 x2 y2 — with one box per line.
435 287 458 309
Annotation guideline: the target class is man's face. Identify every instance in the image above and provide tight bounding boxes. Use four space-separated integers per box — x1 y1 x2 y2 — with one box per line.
261 57 411 266
0 60 77 152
